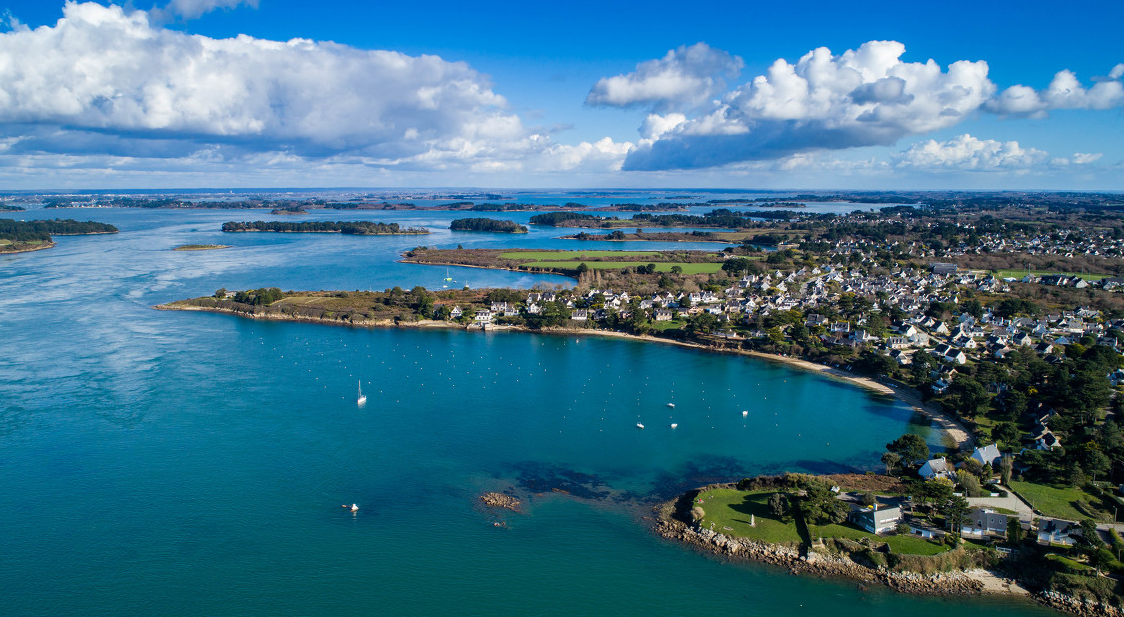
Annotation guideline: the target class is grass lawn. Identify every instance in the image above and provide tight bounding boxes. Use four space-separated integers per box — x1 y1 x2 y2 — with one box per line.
693 488 803 545
1008 480 1110 521
1046 553 1093 573
521 260 722 274
651 319 686 332
993 269 1109 281
694 488 948 555
810 522 949 555
499 250 661 259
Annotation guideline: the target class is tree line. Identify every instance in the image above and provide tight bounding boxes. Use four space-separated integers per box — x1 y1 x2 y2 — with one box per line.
221 221 428 234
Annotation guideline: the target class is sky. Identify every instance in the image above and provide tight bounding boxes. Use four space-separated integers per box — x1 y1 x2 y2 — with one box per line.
0 0 1121 190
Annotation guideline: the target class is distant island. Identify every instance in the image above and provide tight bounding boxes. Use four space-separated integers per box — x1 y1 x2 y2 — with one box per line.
0 205 25 212
0 218 118 254
221 221 429 235
174 244 231 251
449 218 528 233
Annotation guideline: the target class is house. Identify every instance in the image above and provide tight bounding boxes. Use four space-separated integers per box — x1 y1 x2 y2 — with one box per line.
849 505 902 534
970 444 1002 468
449 305 462 319
961 508 1013 540
919 457 955 480
1036 429 1062 450
805 314 829 327
473 309 492 323
571 309 588 321
1037 518 1080 546
654 309 674 321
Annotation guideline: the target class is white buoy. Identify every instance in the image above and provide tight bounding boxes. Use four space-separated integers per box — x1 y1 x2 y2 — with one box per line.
670 423 678 429
742 410 748 417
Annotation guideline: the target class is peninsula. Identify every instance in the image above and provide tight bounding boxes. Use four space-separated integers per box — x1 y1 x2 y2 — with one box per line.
0 218 118 254
220 220 429 235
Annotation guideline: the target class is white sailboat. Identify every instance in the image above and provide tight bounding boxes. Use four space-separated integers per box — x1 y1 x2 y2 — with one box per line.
357 380 367 406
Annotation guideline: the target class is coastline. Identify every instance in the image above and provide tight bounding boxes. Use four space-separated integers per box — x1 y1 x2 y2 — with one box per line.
155 301 970 449
653 484 1122 617
0 241 56 254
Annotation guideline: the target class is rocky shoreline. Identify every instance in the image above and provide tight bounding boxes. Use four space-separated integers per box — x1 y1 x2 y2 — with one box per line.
654 510 986 596
653 490 1121 617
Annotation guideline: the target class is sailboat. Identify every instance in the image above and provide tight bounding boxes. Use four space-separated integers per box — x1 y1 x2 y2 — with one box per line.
357 380 367 406
442 268 454 288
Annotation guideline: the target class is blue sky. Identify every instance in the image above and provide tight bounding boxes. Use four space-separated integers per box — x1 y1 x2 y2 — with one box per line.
0 0 1120 189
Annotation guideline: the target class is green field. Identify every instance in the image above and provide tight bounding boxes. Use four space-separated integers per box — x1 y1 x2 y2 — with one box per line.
994 270 1110 282
499 250 661 259
521 260 723 274
809 522 949 555
1008 480 1110 521
694 488 948 555
694 488 803 544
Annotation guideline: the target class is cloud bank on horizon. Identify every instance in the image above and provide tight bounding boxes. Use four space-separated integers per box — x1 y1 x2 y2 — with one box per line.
598 40 1122 172
0 1 1119 187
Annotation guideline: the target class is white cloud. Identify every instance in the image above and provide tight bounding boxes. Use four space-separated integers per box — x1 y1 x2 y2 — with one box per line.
585 43 743 111
987 68 1124 116
0 2 519 159
639 113 686 139
894 134 1047 171
156 0 259 21
622 41 997 170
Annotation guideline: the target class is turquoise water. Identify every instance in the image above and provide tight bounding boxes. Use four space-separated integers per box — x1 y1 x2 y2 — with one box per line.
0 207 1051 616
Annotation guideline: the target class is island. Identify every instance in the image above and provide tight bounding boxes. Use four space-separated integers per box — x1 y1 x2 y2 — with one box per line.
0 218 118 254
0 205 25 212
173 244 231 251
220 220 429 235
449 218 528 233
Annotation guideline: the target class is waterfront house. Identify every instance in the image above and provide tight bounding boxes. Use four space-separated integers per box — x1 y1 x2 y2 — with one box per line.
449 305 462 319
970 444 1002 467
961 508 1013 540
1037 518 1080 546
918 457 955 480
474 309 493 323
849 505 902 534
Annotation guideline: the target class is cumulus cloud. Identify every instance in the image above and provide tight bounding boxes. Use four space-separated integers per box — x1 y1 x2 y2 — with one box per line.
622 41 997 170
155 0 259 21
585 43 743 111
894 134 1047 171
0 2 524 161
988 68 1124 116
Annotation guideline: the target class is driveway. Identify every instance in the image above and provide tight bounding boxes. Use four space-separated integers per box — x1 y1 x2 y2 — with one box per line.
966 486 1036 520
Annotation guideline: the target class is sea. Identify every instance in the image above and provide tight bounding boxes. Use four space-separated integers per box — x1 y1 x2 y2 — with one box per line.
0 192 1052 616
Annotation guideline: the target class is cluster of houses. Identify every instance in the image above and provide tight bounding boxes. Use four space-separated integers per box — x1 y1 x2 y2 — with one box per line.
844 444 1089 547
444 264 1123 386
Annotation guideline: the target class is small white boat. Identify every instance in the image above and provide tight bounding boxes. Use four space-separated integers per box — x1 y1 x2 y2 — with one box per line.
636 422 645 429
670 423 678 429
666 403 675 408
742 410 748 417
351 503 359 512
357 380 367 406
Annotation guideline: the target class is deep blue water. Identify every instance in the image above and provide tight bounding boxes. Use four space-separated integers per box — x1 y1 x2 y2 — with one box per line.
0 205 1050 616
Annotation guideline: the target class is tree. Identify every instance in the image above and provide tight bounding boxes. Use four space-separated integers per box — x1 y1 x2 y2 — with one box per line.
881 451 901 475
861 492 876 506
948 376 990 418
886 433 930 467
795 477 849 525
768 492 791 520
999 455 1014 485
940 495 970 534
1007 517 1024 545
670 265 683 274
956 470 983 498
576 262 589 274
